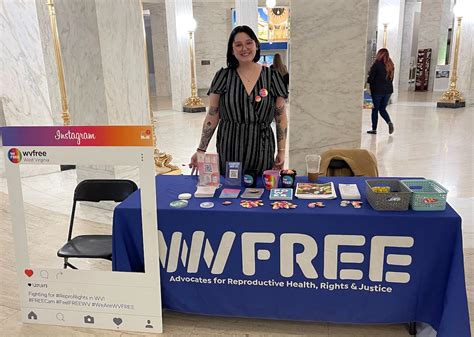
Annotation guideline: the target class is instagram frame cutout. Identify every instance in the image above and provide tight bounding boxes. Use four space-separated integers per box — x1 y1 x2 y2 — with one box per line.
2 126 163 333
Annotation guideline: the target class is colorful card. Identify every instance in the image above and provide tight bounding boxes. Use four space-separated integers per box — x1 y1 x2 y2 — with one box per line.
219 188 241 199
269 188 294 200
197 152 220 186
241 188 264 199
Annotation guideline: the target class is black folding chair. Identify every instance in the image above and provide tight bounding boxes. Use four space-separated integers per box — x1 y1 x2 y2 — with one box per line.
57 179 138 269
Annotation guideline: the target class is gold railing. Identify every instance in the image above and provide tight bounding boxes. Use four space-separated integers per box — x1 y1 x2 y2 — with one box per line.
46 0 70 126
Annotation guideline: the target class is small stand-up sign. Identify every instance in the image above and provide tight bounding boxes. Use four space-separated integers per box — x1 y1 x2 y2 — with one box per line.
225 162 242 186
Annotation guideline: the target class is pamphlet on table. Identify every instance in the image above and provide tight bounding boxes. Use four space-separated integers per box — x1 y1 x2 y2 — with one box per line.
295 182 337 199
269 188 294 200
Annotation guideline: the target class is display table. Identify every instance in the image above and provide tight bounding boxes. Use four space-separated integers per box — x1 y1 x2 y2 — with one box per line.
112 176 471 337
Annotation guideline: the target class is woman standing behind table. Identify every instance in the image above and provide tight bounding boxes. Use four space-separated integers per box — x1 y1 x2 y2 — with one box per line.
189 25 289 174
367 48 395 135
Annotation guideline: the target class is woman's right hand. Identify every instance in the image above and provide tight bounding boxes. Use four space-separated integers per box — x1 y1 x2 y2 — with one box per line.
189 152 199 175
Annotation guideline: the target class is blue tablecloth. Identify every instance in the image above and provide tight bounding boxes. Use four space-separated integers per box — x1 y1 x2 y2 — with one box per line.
112 176 471 337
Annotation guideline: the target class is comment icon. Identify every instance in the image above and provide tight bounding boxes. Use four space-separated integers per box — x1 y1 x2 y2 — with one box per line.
40 270 49 279
56 313 65 321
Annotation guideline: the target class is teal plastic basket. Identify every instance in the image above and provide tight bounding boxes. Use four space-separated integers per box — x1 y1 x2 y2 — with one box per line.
400 179 448 211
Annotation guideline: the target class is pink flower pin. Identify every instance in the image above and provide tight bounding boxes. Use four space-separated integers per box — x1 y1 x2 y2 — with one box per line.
255 95 262 102
259 88 268 97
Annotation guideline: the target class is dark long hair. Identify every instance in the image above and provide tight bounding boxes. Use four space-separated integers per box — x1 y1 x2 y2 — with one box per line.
375 48 395 81
226 25 261 69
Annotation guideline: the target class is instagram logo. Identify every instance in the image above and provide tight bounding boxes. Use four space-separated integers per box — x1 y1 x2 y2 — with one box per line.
7 148 22 164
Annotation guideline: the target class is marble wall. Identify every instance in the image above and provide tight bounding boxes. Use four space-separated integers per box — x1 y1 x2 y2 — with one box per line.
436 0 452 66
418 0 451 91
452 2 474 106
52 0 149 126
0 0 61 177
366 0 379 78
399 0 418 91
1 0 55 126
95 0 149 125
289 0 368 174
145 3 172 97
0 101 5 127
52 0 107 125
193 1 231 91
165 0 193 111
143 0 232 98
235 0 258 34
49 0 150 180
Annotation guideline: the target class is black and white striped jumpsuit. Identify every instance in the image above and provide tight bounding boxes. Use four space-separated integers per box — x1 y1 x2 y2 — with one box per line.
207 66 288 175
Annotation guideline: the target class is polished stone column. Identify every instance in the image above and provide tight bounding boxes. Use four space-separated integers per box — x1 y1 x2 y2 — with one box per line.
366 0 379 77
1 0 55 127
235 0 258 34
193 1 231 92
289 0 368 174
450 1 474 105
165 0 193 111
145 0 234 98
377 0 405 103
52 0 149 125
399 0 418 91
145 3 172 98
418 0 451 91
0 0 60 176
50 0 150 180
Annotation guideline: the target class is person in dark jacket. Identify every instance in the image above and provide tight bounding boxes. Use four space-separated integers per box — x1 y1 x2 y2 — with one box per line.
367 48 395 135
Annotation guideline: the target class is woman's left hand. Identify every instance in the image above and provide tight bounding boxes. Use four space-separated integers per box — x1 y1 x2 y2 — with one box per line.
273 151 285 170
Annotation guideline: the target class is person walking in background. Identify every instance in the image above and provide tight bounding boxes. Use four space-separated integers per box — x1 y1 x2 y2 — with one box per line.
367 48 395 135
270 53 289 89
189 25 288 175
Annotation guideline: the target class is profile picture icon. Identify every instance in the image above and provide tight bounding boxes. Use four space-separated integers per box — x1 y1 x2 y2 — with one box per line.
7 148 22 164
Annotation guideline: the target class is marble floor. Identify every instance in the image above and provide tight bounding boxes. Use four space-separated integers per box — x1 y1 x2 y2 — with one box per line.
0 91 472 336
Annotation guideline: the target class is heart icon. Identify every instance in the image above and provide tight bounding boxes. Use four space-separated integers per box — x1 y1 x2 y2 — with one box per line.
24 269 33 277
28 283 32 287
113 317 122 326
